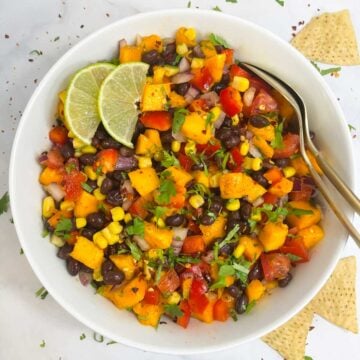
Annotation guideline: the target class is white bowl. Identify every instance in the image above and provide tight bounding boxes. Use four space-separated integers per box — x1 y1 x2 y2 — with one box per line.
9 9 355 355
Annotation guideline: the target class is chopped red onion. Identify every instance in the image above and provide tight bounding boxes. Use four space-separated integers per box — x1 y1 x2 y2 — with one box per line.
171 72 194 84
184 86 200 103
179 57 190 73
79 271 92 287
171 227 188 255
278 195 289 207
243 86 256 107
44 183 65 202
119 38 127 49
252 196 264 207
172 131 187 143
192 45 205 58
115 156 138 171
38 152 48 165
120 180 134 211
133 235 150 251
200 91 219 108
213 111 226 129
201 250 215 264
249 143 262 158
292 177 302 192
245 130 253 140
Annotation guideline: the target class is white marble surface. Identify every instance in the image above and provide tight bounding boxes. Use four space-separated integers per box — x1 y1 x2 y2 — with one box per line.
1 0 360 359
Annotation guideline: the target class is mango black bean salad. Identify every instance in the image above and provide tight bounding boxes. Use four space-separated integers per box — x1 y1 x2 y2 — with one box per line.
39 27 324 328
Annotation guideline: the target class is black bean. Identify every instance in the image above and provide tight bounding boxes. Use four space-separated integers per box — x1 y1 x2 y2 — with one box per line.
228 210 241 221
104 243 121 257
142 50 163 66
57 243 73 260
213 73 230 94
60 141 75 160
191 162 204 171
131 121 145 143
251 171 269 189
94 125 108 140
238 221 251 235
160 130 173 145
81 264 93 273
249 115 270 128
240 202 252 221
91 137 101 148
79 154 96 166
103 269 125 285
215 45 224 53
175 82 190 96
86 212 106 230
227 285 242 299
278 273 293 288
274 158 291 168
222 116 232 128
106 189 123 206
153 160 166 173
248 261 264 282
119 146 134 157
101 137 121 149
100 177 114 195
163 43 177 64
219 243 235 257
185 179 196 190
235 293 249 314
200 214 216 226
66 257 81 276
165 214 185 227
203 272 212 284
85 179 97 192
223 135 240 150
234 279 247 291
110 170 125 183
209 197 223 214
215 127 232 142
81 227 96 240
101 259 114 275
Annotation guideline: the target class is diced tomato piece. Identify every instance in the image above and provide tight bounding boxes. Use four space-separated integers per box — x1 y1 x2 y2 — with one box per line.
182 235 205 254
143 288 162 305
260 253 291 281
94 149 119 173
49 126 68 145
129 196 149 219
157 268 180 294
63 170 86 201
263 167 283 184
222 48 234 66
189 277 209 313
177 300 191 328
280 237 309 263
263 192 279 205
191 67 214 92
67 231 79 245
248 77 271 93
140 111 172 131
196 142 221 157
250 89 278 116
46 148 65 169
273 133 300 159
187 219 201 235
220 86 243 117
178 152 193 172
213 299 230 322
227 147 244 172
229 64 252 80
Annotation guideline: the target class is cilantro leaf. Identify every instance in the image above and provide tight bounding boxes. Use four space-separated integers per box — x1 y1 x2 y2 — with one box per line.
0 191 9 215
39 340 46 348
161 150 179 167
218 224 240 249
271 121 284 149
155 174 177 205
226 0 238 2
80 333 86 340
126 217 145 237
205 112 214 127
209 33 229 48
187 1 191 8
348 124 356 132
35 286 48 300
287 207 314 217
304 356 313 360
164 304 184 318
93 332 104 343
218 264 235 277
230 308 238 321
245 300 256 314
286 253 302 262
275 0 284 6
172 108 189 133
54 217 73 239
125 239 143 261
212 6 222 12
81 182 94 193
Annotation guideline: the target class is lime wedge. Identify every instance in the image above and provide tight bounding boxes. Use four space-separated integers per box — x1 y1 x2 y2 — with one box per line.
64 62 116 144
98 62 149 148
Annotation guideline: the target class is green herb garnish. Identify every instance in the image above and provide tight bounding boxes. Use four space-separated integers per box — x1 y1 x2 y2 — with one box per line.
164 304 184 318
212 6 222 12
81 182 94 193
54 217 73 239
39 340 46 348
65 162 76 174
126 217 145 237
161 150 180 167
271 121 284 149
125 239 143 261
245 300 256 314
93 332 104 343
209 33 229 48
80 333 86 340
35 286 48 300
311 61 341 76
155 173 177 205
0 191 9 215
275 0 284 6
106 340 117 345
172 108 189 133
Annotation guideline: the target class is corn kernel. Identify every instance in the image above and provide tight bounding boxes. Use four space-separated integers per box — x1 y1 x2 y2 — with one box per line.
93 188 106 201
42 196 56 218
75 217 87 229
143 260 152 281
184 140 196 155
176 43 188 56
226 198 240 211
73 137 86 149
108 221 123 235
283 166 296 178
231 76 250 92
84 166 97 180
50 234 65 247
93 267 103 282
209 173 222 188
231 114 240 126
93 232 108 249
138 156 152 168
251 158 263 171
156 217 166 229
60 200 75 212
97 175 105 187
166 291 181 305
233 243 246 258
111 207 125 222
171 140 181 153
124 213 132 223
250 212 262 222
81 145 97 154
240 140 250 156
243 157 253 170
189 194 204 209
147 249 162 260
191 58 205 69
107 234 120 245
184 28 196 41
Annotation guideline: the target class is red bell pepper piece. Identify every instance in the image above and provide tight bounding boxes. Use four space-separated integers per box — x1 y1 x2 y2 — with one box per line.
222 48 234 66
263 167 283 184
94 149 119 174
213 299 230 322
191 67 214 92
157 268 180 294
227 147 244 172
49 126 68 145
182 235 206 254
220 86 243 117
280 237 310 263
196 143 221 157
263 192 279 205
177 300 191 328
140 111 172 131
129 196 149 219
273 133 300 159
178 152 193 172
189 277 209 313
143 288 162 305
260 253 291 281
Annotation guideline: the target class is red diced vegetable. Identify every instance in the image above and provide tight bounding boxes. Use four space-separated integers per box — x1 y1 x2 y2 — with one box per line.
260 253 291 281
140 111 172 131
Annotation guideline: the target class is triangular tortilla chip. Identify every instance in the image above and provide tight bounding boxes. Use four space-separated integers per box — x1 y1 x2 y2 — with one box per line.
291 10 360 65
311 256 358 333
262 306 314 360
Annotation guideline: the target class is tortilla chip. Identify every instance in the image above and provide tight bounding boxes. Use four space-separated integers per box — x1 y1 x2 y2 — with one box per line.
262 306 314 360
311 256 358 333
291 10 360 65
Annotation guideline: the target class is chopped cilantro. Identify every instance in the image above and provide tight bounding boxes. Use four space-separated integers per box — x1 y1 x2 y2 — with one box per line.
80 333 86 340
304 356 313 360
106 340 117 345
175 255 201 264
155 174 177 205
125 239 143 261
271 121 284 149
54 36 60 42
65 162 76 174
172 108 189 133
209 33 229 48
93 332 104 343
252 204 313 223
126 217 145 237
310 61 341 76
81 182 94 193
226 0 237 2
205 112 214 128
29 49 43 56
187 0 191 7
212 5 222 12
39 340 46 348
161 150 179 167
164 304 184 318
35 286 48 300
287 207 314 217
230 308 238 321
173 54 182 66
275 0 284 6
218 224 240 249
154 263 163 284
286 253 302 262
245 300 256 314
41 228 49 238
19 248 24 255
0 191 9 215
95 166 103 176
54 217 73 239
348 124 356 132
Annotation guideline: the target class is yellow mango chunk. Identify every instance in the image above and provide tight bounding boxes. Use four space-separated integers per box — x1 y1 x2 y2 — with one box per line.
128 168 160 196
298 224 324 249
169 91 186 108
74 191 99 218
144 222 173 249
246 279 266 303
286 200 322 230
192 170 209 188
167 166 193 188
238 235 264 261
39 167 63 185
141 83 171 111
110 254 136 280
259 222 288 252
192 293 217 323
119 45 142 64
204 54 226 82
175 27 197 47
247 124 275 142
133 302 164 327
140 34 163 52
181 112 212 145
252 135 274 158
268 177 294 197
70 236 104 270
200 215 226 246
219 173 266 202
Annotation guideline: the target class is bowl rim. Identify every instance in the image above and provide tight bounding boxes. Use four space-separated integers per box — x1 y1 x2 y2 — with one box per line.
9 8 356 355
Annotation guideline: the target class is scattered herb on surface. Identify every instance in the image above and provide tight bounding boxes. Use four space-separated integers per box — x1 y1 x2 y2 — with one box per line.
187 1 191 8
29 50 43 56
0 191 9 215
80 333 86 340
93 332 104 343
212 5 222 11
275 0 284 6
19 248 24 255
39 340 46 348
310 61 341 76
209 33 229 48
35 286 49 300
106 340 117 345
